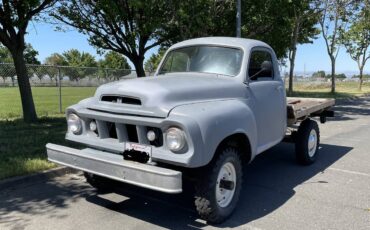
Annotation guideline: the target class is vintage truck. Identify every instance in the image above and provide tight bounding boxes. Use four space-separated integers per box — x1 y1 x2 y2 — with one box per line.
46 37 334 223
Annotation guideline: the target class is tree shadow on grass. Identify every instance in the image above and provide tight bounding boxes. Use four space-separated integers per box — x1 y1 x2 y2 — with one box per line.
0 117 67 180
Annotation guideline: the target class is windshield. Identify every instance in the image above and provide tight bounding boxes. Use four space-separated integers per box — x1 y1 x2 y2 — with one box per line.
159 46 243 76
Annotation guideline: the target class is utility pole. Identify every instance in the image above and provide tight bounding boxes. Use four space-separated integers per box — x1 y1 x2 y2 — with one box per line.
236 0 241 37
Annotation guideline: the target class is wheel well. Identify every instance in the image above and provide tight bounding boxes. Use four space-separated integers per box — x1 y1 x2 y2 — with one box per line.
215 133 252 163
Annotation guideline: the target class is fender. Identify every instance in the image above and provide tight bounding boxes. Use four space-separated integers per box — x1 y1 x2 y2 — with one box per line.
169 99 258 167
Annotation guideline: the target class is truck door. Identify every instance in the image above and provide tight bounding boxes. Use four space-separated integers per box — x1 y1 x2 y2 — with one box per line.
247 48 286 153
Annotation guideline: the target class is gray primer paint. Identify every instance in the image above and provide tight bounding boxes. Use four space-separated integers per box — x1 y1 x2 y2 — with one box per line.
64 37 286 168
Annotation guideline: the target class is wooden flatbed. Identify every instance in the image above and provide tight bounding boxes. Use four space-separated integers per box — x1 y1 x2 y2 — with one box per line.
287 97 335 125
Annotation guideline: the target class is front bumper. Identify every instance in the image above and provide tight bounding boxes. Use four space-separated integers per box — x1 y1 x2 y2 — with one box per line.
46 143 182 193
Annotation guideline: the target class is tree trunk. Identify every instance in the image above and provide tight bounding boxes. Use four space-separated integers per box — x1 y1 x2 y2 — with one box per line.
288 19 300 95
288 57 294 95
359 68 363 91
11 49 38 123
330 56 336 93
288 48 297 95
132 56 146 77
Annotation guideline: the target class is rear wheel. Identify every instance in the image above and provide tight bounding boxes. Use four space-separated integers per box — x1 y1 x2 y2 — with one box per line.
295 119 320 165
194 146 243 224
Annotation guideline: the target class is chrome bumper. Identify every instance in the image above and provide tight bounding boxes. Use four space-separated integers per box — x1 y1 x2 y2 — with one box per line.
46 143 182 193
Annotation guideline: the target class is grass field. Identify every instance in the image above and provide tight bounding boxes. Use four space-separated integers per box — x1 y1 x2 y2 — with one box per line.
0 82 369 180
0 87 96 180
0 118 66 179
0 87 96 119
289 81 370 98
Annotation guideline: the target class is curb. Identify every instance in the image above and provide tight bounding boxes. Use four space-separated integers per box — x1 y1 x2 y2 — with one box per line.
0 167 79 190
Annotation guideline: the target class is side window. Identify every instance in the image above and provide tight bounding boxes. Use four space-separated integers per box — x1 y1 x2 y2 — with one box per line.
248 51 274 80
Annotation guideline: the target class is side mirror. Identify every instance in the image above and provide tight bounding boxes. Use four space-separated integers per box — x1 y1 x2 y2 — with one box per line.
261 61 272 72
249 60 273 80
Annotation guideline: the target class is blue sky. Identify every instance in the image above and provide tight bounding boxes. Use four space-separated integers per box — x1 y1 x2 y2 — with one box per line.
26 22 369 75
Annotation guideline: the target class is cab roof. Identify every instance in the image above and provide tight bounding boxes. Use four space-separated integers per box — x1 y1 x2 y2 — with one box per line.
169 37 272 52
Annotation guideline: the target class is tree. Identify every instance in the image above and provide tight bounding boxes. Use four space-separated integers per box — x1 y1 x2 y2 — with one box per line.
340 0 370 90
317 0 354 93
353 74 370 79
0 45 14 85
287 0 320 94
1 44 40 85
0 45 12 63
54 0 315 76
334 73 346 79
99 51 130 70
24 44 41 65
44 53 67 84
0 44 40 64
163 1 235 43
240 0 293 58
53 0 175 77
98 51 131 80
23 44 42 82
0 0 56 122
312 70 326 78
169 0 304 58
44 53 67 66
62 49 97 82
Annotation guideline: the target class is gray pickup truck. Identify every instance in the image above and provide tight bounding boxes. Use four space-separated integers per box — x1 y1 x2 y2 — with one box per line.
46 37 334 223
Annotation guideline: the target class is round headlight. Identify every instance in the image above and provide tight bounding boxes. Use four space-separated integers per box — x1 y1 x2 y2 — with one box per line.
165 127 186 152
67 114 82 134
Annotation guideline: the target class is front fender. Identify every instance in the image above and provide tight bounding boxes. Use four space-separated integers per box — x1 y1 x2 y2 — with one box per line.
169 99 258 167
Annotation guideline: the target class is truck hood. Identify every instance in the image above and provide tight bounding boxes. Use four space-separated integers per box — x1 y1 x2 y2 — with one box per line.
87 73 246 118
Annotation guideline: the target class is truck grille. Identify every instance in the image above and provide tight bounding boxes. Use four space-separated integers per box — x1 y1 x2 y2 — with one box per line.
101 95 141 105
91 120 162 147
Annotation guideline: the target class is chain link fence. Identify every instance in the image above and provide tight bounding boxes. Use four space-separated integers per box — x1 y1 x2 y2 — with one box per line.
1 62 367 117
0 63 137 87
0 63 140 115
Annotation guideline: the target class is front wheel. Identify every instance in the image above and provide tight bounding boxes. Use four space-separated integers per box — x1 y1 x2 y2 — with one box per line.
295 119 320 165
84 172 115 192
194 146 243 224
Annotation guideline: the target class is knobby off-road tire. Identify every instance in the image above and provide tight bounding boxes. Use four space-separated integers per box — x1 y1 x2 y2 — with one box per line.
194 146 243 224
84 172 114 192
295 119 320 165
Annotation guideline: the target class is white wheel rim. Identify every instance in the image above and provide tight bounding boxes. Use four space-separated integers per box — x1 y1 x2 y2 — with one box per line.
215 162 236 208
308 129 317 157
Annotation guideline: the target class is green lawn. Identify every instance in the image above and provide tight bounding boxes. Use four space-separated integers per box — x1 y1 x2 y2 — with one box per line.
0 83 369 180
0 87 96 180
0 87 96 119
0 118 66 179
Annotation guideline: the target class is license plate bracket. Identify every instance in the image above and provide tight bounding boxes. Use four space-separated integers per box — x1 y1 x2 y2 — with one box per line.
123 142 152 163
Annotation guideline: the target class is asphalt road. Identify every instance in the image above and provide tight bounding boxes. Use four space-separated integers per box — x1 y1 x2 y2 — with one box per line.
1 97 370 230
